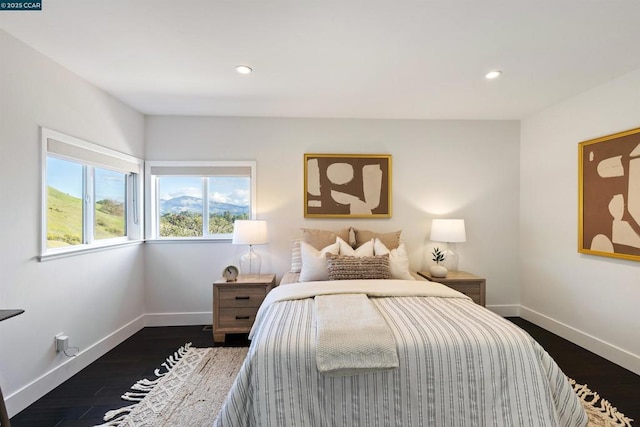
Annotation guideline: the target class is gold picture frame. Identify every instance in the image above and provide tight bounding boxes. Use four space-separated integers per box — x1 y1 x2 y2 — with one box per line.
578 127 640 261
304 153 392 218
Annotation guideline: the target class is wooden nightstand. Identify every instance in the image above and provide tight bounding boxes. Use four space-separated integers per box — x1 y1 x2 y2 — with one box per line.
417 271 486 306
212 274 276 344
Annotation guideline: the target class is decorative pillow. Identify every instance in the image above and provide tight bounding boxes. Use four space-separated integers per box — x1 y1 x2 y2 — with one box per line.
280 271 301 285
299 240 340 282
301 228 351 250
337 237 373 257
353 229 401 249
290 238 303 273
326 253 391 280
373 238 414 280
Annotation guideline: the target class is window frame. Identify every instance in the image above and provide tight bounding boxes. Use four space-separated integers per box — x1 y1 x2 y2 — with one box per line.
145 160 256 241
40 128 144 260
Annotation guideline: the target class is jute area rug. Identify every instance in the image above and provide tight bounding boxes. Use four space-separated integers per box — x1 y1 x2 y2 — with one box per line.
97 343 633 427
96 343 248 427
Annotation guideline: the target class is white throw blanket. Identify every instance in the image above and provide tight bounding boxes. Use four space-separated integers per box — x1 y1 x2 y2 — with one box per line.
315 293 399 376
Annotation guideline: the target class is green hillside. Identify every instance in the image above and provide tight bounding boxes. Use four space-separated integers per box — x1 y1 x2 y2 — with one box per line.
47 186 125 248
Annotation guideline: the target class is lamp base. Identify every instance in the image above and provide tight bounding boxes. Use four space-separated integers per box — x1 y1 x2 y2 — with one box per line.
240 246 261 277
443 244 460 271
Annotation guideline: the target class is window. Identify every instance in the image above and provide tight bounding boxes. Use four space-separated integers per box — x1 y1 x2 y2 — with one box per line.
145 161 256 240
41 128 143 259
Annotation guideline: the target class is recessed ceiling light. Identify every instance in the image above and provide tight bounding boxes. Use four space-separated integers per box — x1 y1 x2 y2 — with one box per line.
485 70 502 79
236 65 253 75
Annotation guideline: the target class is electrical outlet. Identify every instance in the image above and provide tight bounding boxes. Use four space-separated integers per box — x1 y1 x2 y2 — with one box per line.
55 334 69 352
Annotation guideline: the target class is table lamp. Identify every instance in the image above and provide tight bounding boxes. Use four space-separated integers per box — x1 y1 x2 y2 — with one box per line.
232 220 268 277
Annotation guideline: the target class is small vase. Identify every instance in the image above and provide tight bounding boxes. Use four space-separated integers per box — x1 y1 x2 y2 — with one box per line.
429 264 448 278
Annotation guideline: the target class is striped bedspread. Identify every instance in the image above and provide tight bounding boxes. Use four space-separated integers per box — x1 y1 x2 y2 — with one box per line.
215 280 588 427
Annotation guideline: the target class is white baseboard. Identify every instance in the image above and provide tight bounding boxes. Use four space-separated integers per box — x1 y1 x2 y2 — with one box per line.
520 306 640 376
6 313 210 416
486 304 520 317
143 311 212 327
5 315 145 417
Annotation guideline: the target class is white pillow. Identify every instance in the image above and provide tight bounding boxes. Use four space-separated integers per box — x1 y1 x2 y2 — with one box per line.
290 238 303 273
337 237 374 257
373 238 414 280
299 240 340 282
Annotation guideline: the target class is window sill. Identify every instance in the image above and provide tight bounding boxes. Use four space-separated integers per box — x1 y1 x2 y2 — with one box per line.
38 240 143 262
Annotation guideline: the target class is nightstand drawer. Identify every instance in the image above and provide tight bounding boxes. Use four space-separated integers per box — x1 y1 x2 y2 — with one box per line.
218 307 258 329
447 283 481 304
218 287 266 308
212 274 276 343
417 271 486 307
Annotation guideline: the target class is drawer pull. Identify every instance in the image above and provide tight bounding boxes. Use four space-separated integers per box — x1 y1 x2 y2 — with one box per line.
235 296 250 300
236 315 251 320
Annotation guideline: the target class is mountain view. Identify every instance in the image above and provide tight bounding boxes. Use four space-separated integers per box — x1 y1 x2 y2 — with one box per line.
159 195 248 216
158 195 249 237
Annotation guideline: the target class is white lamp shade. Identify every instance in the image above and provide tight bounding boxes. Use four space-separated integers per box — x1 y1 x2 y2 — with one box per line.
232 220 268 245
430 219 466 243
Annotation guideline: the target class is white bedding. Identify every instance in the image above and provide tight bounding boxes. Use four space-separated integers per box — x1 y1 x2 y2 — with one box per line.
215 279 587 427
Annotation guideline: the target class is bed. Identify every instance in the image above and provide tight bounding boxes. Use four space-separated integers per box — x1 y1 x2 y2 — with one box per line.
214 230 587 426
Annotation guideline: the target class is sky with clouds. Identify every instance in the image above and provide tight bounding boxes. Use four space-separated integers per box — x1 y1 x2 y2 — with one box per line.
48 157 249 207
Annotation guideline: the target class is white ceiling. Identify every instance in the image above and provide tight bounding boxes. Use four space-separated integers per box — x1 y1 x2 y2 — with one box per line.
2 1 640 120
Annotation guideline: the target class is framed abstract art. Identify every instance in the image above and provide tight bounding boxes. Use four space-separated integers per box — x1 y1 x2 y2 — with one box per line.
304 154 392 218
578 127 640 262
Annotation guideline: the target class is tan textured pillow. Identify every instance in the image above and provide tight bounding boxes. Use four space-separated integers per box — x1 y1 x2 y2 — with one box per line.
326 253 391 280
301 228 351 250
353 229 401 249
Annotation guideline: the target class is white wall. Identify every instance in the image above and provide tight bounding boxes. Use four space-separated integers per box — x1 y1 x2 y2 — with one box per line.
520 68 640 374
144 117 521 323
0 30 146 415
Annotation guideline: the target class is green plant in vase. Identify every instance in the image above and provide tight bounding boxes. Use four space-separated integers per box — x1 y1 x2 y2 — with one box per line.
429 247 448 278
432 247 445 264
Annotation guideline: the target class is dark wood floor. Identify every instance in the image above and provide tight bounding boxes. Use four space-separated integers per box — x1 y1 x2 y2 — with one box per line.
9 318 639 426
508 318 639 422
